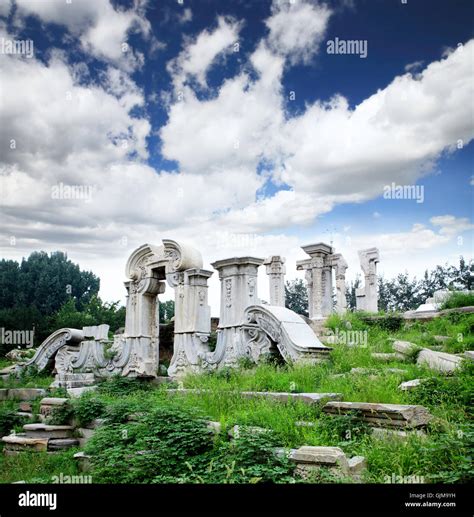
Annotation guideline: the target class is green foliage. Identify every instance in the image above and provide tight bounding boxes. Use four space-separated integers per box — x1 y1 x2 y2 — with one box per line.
97 376 152 397
359 313 403 332
72 396 107 427
441 291 474 310
47 403 74 426
159 300 175 323
85 406 214 483
52 296 125 335
0 406 25 436
285 279 308 317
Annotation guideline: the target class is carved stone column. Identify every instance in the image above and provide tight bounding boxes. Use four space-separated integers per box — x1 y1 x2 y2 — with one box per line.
263 255 286 306
331 253 348 315
297 243 333 320
357 248 380 313
211 257 264 367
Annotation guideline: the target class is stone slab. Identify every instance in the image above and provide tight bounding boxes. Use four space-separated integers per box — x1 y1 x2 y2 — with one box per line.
398 379 424 391
40 397 69 406
392 340 420 356
24 424 74 439
7 388 46 401
371 353 405 362
322 401 432 428
2 434 48 451
66 386 97 398
48 438 79 450
290 446 350 473
417 349 463 373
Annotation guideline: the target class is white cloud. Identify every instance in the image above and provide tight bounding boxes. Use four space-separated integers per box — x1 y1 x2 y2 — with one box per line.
430 215 474 236
265 0 331 65
14 0 156 70
168 15 241 89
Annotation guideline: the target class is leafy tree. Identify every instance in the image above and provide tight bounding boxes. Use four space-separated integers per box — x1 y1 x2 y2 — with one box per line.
284 279 308 317
159 300 175 323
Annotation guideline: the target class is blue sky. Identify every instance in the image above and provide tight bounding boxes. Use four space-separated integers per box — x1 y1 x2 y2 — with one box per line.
0 0 473 310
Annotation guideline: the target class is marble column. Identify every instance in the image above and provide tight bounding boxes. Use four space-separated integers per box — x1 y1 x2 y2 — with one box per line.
263 255 286 306
211 257 264 366
297 243 333 320
331 254 348 315
357 248 380 313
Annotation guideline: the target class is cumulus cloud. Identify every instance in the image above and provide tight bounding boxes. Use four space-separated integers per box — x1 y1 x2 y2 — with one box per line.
14 0 157 70
167 15 241 89
265 0 332 65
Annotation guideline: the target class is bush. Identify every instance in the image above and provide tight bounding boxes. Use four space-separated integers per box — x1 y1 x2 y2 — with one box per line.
0 407 25 437
97 376 152 397
72 397 107 427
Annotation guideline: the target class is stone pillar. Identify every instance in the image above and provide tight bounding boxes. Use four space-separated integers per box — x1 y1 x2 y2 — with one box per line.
263 255 286 306
297 243 333 320
167 268 213 377
211 257 264 367
331 254 348 315
357 248 380 313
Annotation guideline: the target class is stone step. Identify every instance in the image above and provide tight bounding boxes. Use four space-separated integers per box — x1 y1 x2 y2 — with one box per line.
47 438 79 451
0 388 46 401
2 434 48 452
322 401 432 429
39 397 69 418
23 423 74 439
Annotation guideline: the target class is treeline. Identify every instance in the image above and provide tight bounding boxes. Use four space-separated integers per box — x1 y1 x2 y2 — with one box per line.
0 251 123 355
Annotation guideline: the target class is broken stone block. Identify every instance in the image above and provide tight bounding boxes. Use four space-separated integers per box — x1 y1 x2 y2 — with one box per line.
417 349 463 373
392 340 420 357
322 401 432 429
15 412 34 420
348 456 367 475
74 451 92 472
48 438 79 451
7 388 46 401
463 351 474 361
39 397 69 418
19 402 32 412
2 434 48 452
66 386 97 398
398 379 424 391
24 424 74 440
291 446 350 469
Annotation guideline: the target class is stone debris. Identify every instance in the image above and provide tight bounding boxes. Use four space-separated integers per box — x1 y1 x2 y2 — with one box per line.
392 340 420 357
240 391 342 405
322 401 432 429
371 353 405 362
417 349 463 373
39 397 69 418
74 451 92 472
3 388 46 401
371 427 427 441
398 379 424 391
66 386 97 398
1 435 48 452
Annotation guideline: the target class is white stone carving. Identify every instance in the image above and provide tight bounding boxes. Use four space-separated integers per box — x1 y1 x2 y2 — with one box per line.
356 248 380 312
263 256 286 307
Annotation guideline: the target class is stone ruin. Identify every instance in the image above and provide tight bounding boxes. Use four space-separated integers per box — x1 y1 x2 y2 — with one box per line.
17 239 381 386
20 240 331 385
355 247 380 312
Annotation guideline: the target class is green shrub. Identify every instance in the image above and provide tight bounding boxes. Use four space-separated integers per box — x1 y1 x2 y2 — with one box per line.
97 376 152 397
72 397 106 427
0 407 24 437
441 292 474 310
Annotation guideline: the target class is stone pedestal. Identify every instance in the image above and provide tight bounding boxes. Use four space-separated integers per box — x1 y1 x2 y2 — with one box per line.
297 243 333 320
263 255 286 306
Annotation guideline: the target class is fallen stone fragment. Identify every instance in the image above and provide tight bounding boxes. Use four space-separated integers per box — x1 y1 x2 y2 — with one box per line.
66 386 97 398
398 379 424 391
206 421 222 434
290 446 350 472
1 434 48 452
392 340 420 357
463 351 474 361
417 349 463 373
228 425 270 439
240 391 342 405
73 451 92 472
322 401 432 429
39 397 69 417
